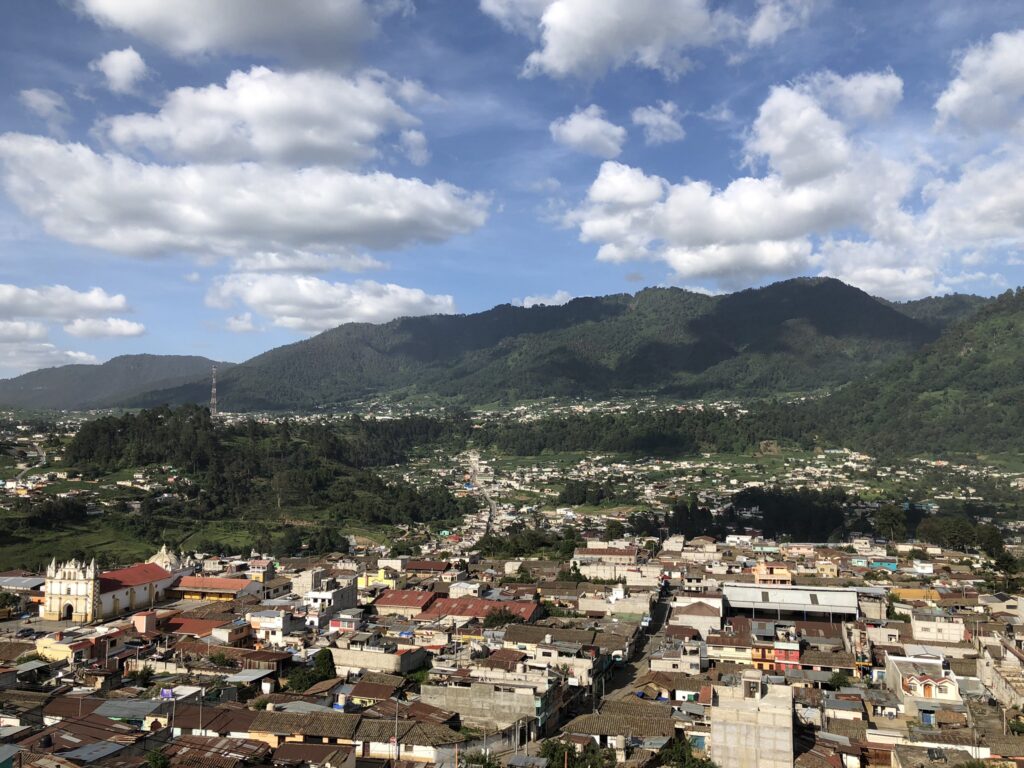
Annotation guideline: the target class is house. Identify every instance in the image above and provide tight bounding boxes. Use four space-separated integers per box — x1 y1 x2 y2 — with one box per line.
885 654 962 720
372 589 438 619
172 576 262 601
330 633 428 676
414 597 541 625
752 562 793 586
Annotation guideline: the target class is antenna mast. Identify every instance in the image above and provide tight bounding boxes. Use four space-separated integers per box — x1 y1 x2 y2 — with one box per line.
210 364 218 417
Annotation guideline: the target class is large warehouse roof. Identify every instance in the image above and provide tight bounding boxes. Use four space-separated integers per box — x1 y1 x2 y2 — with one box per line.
723 583 859 615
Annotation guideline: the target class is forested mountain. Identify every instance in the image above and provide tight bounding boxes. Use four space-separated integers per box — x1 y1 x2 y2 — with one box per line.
0 354 232 410
134 278 955 411
886 294 992 331
803 288 1024 454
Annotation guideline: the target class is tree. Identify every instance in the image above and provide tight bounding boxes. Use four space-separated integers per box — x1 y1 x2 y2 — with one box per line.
605 520 625 540
872 505 906 542
146 752 170 768
130 665 155 687
828 671 852 690
483 607 524 629
539 739 615 768
658 737 718 768
462 752 501 768
286 648 336 692
994 550 1019 590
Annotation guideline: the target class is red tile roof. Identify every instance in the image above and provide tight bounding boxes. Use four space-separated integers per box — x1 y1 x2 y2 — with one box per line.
373 590 437 609
98 562 171 592
415 597 540 623
405 560 450 572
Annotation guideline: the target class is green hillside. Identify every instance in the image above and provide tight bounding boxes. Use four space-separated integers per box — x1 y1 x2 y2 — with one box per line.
136 278 947 411
0 354 232 410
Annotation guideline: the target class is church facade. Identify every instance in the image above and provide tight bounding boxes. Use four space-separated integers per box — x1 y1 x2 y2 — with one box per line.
40 547 194 623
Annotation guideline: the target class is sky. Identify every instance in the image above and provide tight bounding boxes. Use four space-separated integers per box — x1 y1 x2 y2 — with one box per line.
2 0 1024 376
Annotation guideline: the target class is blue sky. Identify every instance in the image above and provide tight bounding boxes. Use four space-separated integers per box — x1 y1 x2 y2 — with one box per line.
2 0 1024 375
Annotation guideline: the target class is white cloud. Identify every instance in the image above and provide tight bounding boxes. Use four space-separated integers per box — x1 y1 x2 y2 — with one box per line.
74 0 388 61
184 272 201 283
0 283 128 321
0 284 135 376
208 273 455 331
479 0 552 35
747 0 818 46
483 0 813 80
550 105 627 158
63 317 146 337
631 101 685 145
90 47 147 94
936 28 1024 132
231 250 383 273
102 67 423 167
522 289 573 308
522 0 740 80
400 129 430 166
0 321 47 342
225 312 256 332
802 69 904 121
19 89 70 135
0 343 96 377
565 79 923 293
745 85 851 185
0 134 489 260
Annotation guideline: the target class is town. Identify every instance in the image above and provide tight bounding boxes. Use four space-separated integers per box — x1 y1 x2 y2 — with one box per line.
0 405 1023 768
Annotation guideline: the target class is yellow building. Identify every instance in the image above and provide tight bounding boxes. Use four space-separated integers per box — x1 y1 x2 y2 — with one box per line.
357 568 405 591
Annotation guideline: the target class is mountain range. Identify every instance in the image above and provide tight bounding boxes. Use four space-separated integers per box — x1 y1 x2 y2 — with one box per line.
0 277 994 413
0 354 232 411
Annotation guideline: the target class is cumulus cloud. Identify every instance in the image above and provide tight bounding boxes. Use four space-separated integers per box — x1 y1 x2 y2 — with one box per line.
231 250 383 273
522 0 740 79
631 101 685 145
0 283 127 320
747 0 818 46
208 273 455 331
0 283 136 376
0 134 489 260
400 129 430 166
74 0 389 61
801 69 904 121
564 77 922 293
482 0 815 80
225 312 256 332
936 28 1024 132
479 0 552 35
90 47 147 93
102 67 423 166
0 344 96 377
522 289 573 307
550 105 627 158
0 321 47 342
19 89 71 135
63 317 146 337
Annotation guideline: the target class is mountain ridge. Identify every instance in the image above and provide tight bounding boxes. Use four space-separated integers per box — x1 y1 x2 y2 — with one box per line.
0 279 993 412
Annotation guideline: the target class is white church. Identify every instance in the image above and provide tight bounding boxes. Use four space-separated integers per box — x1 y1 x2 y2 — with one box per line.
41 546 195 623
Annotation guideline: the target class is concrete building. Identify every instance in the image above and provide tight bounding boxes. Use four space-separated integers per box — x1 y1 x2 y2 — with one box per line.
752 562 793 586
709 670 793 768
420 665 561 736
911 610 965 644
330 634 428 676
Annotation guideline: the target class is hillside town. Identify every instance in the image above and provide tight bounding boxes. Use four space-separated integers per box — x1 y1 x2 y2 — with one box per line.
2 514 1024 768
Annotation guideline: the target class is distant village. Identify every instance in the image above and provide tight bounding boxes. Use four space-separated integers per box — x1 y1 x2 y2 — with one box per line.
1 407 1024 768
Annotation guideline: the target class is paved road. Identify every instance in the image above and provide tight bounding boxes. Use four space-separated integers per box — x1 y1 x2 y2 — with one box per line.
468 451 496 534
602 589 672 701
15 442 46 481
